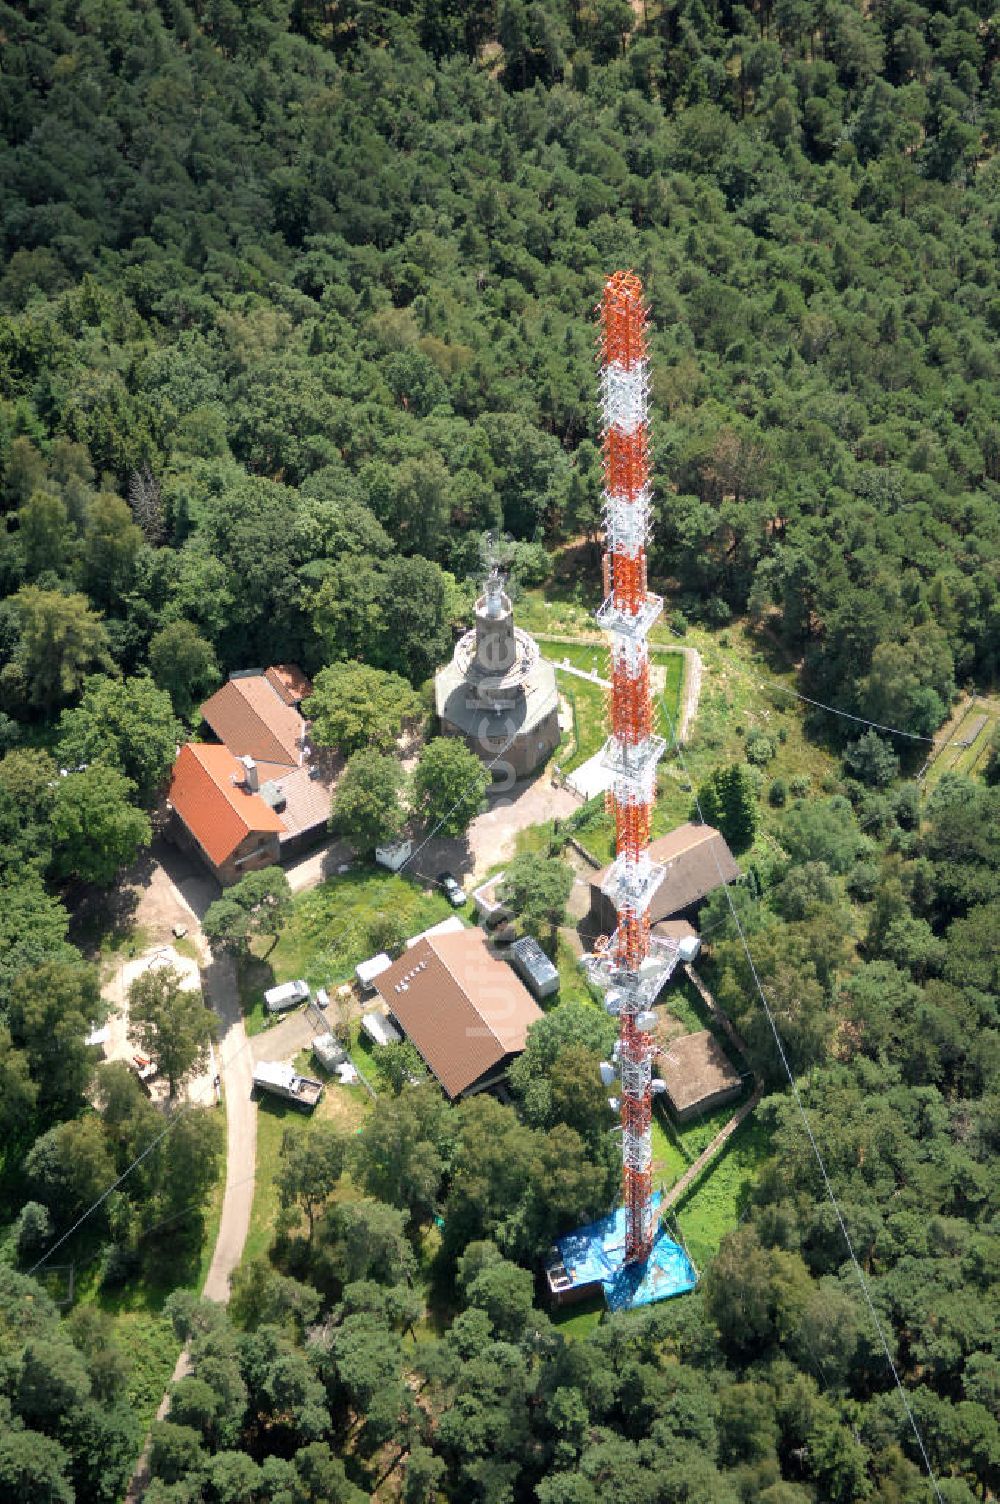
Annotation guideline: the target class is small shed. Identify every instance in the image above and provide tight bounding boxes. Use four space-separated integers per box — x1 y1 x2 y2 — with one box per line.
655 1030 741 1122
312 1033 347 1071
361 1011 403 1048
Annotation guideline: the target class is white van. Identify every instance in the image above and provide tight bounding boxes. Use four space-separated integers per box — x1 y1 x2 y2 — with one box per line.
264 979 309 1014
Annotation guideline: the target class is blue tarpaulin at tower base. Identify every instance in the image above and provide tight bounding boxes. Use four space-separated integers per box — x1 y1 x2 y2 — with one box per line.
552 1194 697 1313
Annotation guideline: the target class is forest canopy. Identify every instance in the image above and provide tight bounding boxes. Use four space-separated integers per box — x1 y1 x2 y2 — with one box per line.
1 1 998 1502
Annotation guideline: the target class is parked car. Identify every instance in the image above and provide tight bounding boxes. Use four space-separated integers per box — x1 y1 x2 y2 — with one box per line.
264 979 309 1014
437 870 466 907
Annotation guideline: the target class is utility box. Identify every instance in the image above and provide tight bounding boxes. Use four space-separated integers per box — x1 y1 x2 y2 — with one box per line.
375 839 413 873
507 936 559 1000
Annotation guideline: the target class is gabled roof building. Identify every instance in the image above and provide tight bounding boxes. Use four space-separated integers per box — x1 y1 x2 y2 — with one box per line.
168 743 286 885
166 665 337 884
589 822 741 937
371 926 543 1099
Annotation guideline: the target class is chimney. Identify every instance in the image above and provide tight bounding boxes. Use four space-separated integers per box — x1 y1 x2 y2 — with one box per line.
240 755 259 792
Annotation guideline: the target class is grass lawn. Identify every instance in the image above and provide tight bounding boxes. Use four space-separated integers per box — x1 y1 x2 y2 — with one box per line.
539 616 843 868
554 669 606 772
243 1085 370 1266
670 1114 772 1270
923 698 1000 790
553 933 603 1008
548 641 685 779
239 868 459 1034
550 1293 606 1339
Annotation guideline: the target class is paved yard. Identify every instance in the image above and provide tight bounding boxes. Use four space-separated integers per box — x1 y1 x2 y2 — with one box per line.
410 771 578 887
250 1007 323 1065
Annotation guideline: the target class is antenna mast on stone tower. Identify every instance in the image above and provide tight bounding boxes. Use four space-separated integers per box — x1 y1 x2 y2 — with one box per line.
590 271 674 1265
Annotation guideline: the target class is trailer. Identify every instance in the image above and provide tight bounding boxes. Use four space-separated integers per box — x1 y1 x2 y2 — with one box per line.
252 1061 323 1109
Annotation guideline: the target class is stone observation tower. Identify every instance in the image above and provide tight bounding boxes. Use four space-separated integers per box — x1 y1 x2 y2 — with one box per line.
434 566 560 780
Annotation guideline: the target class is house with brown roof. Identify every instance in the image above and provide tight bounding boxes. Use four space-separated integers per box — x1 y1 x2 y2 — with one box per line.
167 665 338 883
654 1030 742 1123
371 926 544 1099
589 822 741 937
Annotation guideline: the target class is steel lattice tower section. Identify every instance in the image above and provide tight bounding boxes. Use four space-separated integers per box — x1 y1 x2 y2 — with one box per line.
589 271 674 1265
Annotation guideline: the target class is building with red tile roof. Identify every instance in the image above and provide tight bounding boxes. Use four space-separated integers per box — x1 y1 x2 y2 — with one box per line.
265 664 314 706
166 666 336 884
200 674 306 768
168 743 286 885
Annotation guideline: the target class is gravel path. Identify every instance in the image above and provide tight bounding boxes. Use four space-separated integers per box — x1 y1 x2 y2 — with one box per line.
200 951 255 1303
676 646 702 745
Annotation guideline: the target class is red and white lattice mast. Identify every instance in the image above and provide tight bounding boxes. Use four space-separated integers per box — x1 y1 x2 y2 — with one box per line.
588 272 678 1265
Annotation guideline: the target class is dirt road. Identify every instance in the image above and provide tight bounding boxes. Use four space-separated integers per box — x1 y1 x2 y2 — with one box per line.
676 646 702 744
200 951 255 1303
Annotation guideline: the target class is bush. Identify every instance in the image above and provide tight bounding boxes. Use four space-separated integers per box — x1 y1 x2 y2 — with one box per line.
768 778 787 807
669 609 688 636
846 861 880 903
14 1200 51 1263
789 774 811 797
100 1243 141 1291
367 910 409 958
745 732 776 766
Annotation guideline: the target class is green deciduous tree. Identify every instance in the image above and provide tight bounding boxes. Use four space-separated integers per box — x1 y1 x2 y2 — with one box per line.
8 959 105 1119
9 588 110 713
127 964 216 1099
56 673 181 803
0 877 75 1015
329 749 406 852
781 796 868 875
0 748 57 877
202 868 292 955
25 1114 116 1217
148 620 219 718
80 493 145 605
50 765 151 885
0 1430 73 1504
276 1122 349 1239
351 1084 452 1224
411 736 488 837
304 661 420 754
499 853 573 947
323 1198 417 1287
